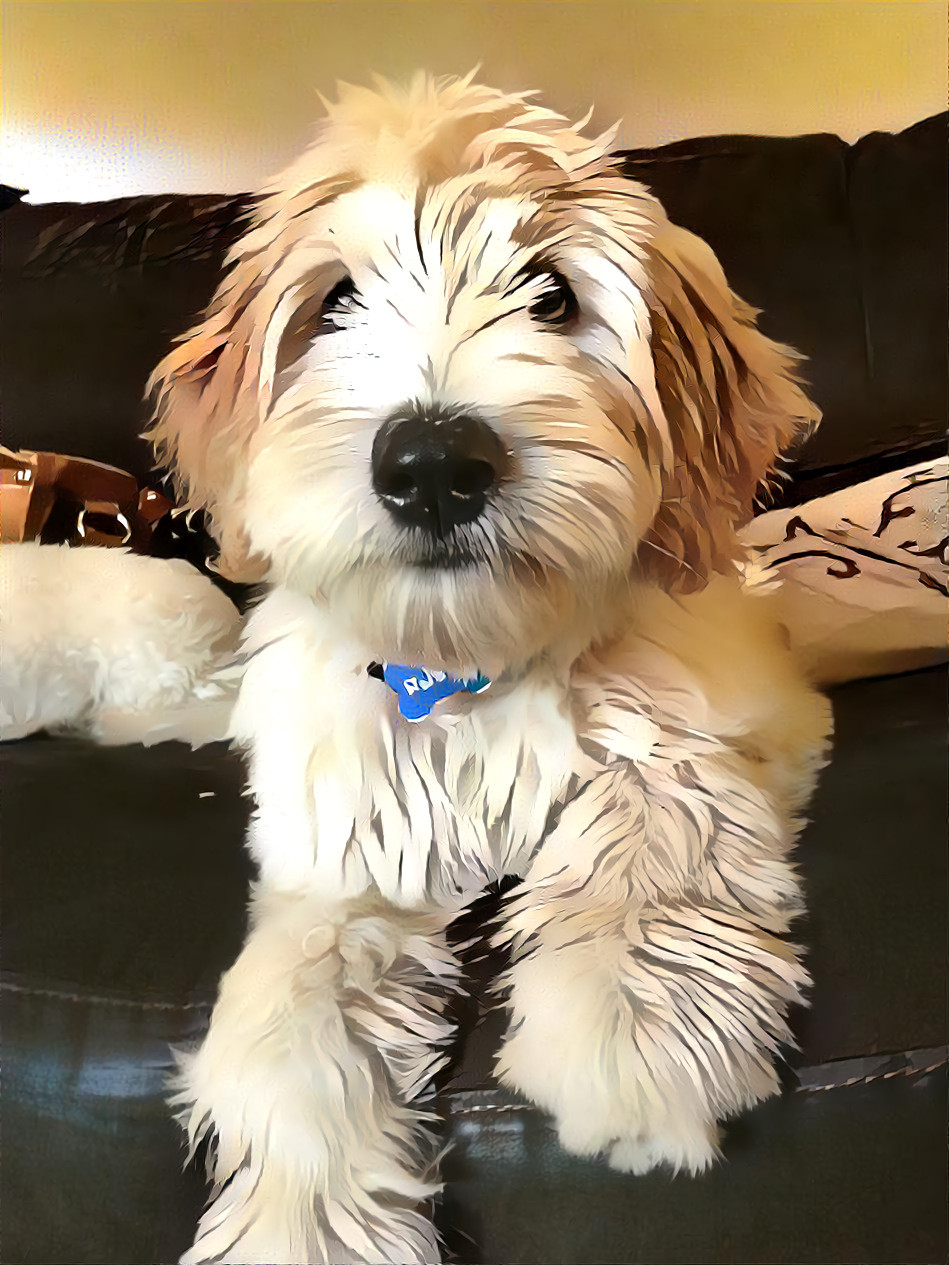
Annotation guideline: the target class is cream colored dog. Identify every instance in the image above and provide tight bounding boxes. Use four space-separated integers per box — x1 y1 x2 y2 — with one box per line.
150 73 831 1265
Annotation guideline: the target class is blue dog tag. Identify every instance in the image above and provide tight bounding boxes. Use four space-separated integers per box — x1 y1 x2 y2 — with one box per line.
381 663 490 722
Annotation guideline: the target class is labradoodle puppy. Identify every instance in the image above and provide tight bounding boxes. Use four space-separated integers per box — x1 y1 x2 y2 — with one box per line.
150 73 831 1265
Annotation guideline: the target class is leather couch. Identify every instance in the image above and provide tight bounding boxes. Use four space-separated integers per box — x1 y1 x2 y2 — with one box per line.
3 113 947 1264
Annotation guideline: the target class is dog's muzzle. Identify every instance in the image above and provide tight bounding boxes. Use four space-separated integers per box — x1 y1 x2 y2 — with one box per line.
371 409 508 538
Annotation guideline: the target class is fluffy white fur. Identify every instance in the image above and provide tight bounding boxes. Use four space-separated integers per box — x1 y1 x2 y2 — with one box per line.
0 543 241 746
147 74 832 1264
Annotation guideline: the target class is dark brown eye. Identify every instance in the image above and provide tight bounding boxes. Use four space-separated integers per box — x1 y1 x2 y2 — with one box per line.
275 276 362 373
526 268 578 326
320 276 360 331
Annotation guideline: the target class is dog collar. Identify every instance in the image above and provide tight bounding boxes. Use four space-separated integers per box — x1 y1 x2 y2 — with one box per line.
368 661 490 722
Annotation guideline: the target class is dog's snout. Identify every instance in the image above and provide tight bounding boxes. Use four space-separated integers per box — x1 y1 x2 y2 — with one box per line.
371 411 507 537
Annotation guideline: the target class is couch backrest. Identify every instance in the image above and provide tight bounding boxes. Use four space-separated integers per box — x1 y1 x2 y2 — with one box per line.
620 113 947 498
3 115 945 501
3 193 252 481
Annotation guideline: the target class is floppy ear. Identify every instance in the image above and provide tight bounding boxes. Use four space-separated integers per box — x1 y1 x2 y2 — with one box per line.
639 223 820 592
147 250 271 582
147 165 356 581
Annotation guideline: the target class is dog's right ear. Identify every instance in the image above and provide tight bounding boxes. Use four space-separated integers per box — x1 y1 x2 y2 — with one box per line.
147 249 271 582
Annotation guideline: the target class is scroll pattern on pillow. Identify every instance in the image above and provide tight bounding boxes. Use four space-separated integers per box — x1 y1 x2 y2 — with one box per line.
741 458 948 684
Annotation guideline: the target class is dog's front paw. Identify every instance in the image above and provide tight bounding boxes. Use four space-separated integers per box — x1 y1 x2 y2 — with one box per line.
495 942 780 1178
498 1011 726 1176
513 1057 721 1176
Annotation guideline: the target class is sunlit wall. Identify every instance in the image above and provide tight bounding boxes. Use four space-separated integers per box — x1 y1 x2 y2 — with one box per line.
4 0 946 203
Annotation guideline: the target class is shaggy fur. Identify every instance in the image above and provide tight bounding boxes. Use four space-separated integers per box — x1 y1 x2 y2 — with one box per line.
0 543 240 745
149 73 831 1264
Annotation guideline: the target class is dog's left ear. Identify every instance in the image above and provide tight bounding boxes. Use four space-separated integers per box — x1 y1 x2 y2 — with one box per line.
639 223 820 592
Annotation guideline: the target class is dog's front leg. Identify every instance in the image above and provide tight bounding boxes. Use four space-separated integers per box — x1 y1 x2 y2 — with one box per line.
495 760 808 1176
175 887 458 1265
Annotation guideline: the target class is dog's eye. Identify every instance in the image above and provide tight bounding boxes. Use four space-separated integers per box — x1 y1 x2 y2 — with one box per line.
276 276 362 370
526 269 578 326
320 276 361 331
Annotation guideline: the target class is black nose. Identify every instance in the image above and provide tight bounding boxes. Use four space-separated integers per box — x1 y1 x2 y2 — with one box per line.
371 410 508 536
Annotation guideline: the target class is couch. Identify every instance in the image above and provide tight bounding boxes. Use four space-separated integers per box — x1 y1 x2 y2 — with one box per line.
3 112 947 1264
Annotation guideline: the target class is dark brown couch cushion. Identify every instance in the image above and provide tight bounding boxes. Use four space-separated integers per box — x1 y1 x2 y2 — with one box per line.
2 194 251 482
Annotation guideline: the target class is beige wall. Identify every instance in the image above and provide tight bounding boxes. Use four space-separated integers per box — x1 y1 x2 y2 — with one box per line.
5 0 946 203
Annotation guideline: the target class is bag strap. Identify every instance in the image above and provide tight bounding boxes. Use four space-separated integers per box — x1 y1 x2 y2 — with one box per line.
0 446 172 551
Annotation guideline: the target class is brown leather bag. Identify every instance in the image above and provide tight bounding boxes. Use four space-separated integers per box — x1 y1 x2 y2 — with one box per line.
0 446 173 551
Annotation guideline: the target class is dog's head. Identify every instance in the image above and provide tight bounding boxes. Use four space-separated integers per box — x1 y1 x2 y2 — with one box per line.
149 73 818 673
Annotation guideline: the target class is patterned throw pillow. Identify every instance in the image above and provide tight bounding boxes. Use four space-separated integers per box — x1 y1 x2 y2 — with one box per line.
741 459 948 684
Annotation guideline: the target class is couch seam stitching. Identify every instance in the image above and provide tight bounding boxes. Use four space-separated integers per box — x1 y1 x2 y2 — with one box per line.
0 979 212 1011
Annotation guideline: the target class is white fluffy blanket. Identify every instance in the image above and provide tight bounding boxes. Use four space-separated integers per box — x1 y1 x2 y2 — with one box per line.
0 543 242 745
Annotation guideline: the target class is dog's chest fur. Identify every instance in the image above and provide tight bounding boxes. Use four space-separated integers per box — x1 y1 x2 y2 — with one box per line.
230 581 814 910
233 588 597 905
